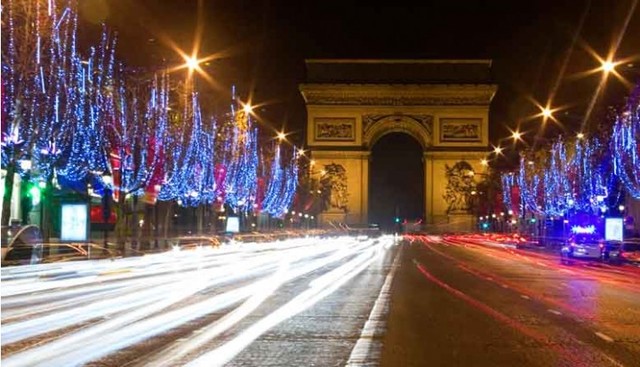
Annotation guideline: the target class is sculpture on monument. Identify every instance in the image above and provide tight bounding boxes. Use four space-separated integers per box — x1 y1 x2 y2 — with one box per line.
319 163 349 212
443 161 477 213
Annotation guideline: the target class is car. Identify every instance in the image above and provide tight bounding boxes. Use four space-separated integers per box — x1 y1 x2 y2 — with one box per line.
602 241 623 264
601 239 640 265
560 233 604 264
620 240 640 265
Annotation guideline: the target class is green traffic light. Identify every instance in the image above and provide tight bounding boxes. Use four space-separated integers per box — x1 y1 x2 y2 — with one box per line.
394 217 401 223
29 185 41 206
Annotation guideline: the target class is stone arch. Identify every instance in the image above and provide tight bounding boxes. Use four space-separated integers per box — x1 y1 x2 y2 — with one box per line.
363 115 432 150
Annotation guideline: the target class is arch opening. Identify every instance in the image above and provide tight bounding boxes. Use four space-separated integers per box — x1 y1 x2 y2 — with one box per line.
368 132 424 231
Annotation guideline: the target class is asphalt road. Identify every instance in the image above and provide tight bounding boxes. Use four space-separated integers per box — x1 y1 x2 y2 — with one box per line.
1 236 399 367
2 234 639 367
383 234 640 367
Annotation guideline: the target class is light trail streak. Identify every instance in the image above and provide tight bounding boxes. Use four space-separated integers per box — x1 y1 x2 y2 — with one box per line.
137 238 383 366
346 241 401 366
414 260 587 366
1 236 388 367
184 238 390 367
2 239 346 342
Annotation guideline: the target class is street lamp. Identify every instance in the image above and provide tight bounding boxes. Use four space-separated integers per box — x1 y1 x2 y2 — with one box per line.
102 172 113 187
101 171 113 253
19 159 32 171
542 107 553 118
601 60 616 73
511 131 523 141
276 131 286 141
184 56 200 72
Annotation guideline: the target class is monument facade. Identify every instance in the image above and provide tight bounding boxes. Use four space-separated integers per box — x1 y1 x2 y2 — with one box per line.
300 60 497 231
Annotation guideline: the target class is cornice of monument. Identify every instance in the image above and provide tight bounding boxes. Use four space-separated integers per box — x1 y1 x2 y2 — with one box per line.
299 83 497 106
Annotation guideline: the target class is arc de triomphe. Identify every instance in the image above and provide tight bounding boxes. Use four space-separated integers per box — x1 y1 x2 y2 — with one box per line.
300 59 497 231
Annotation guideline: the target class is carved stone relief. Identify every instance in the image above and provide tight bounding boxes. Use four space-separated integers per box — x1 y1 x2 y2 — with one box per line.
362 114 433 148
443 161 477 214
319 163 349 213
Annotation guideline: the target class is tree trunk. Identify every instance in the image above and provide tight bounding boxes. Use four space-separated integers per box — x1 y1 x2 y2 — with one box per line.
115 192 126 255
41 175 53 242
197 205 204 235
2 162 16 226
163 201 173 248
131 195 139 251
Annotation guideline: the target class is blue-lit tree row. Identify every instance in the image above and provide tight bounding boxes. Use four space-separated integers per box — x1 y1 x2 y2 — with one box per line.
1 0 298 227
502 84 639 217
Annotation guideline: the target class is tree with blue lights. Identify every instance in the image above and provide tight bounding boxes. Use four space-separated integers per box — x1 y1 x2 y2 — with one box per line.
612 84 640 199
261 144 299 218
104 72 170 248
1 0 115 231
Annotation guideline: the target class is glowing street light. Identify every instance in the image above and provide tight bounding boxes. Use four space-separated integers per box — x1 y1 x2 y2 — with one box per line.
511 131 522 141
102 172 113 187
242 103 253 114
184 56 200 72
601 60 616 73
276 131 286 141
577 132 585 139
19 159 32 171
297 148 305 156
542 107 553 119
480 158 488 166
493 146 503 155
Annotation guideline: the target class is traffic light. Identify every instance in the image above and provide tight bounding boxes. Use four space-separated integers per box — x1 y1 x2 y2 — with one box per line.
28 183 41 206
394 217 401 223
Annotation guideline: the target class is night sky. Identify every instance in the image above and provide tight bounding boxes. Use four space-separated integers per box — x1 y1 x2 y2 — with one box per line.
80 0 639 154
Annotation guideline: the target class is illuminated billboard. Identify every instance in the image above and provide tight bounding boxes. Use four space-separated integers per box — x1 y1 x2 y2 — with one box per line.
605 218 623 242
60 203 89 241
226 216 240 233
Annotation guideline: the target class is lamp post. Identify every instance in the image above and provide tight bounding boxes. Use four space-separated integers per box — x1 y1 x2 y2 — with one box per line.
18 159 33 225
101 172 113 253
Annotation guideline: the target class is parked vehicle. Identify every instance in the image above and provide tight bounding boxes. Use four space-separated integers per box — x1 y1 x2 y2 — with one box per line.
560 233 604 264
602 242 623 264
620 240 640 264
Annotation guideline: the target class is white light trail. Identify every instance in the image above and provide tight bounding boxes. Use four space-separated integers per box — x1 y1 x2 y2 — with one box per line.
185 239 388 367
1 236 388 367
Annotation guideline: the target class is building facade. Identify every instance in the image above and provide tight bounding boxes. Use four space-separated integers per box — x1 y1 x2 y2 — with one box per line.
300 59 497 231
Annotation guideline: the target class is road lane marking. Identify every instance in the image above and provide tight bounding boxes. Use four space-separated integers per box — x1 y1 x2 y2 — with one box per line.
345 247 402 367
595 331 614 343
520 295 530 300
602 353 625 367
547 309 562 316
413 261 585 366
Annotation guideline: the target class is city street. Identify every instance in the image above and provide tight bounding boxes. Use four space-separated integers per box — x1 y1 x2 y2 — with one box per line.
2 234 640 366
1 236 399 367
384 234 640 367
